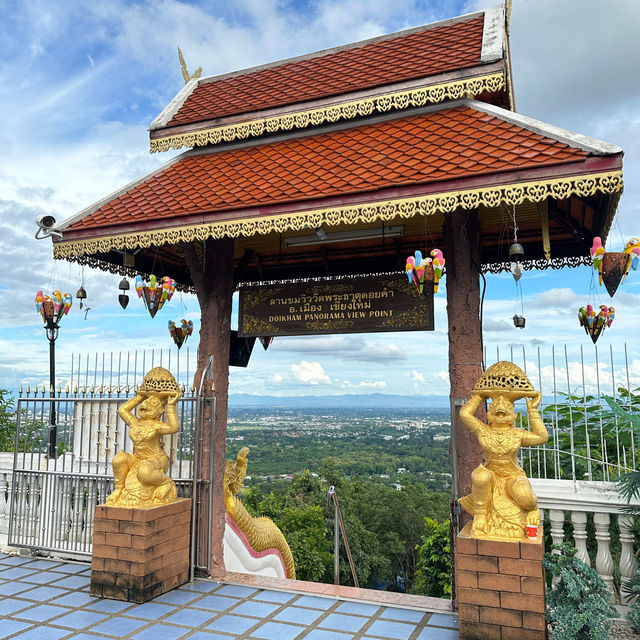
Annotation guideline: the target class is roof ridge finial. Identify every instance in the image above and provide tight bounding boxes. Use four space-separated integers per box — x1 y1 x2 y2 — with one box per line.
178 46 203 85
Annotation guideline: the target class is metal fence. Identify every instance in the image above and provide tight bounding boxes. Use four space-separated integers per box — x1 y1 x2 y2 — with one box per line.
485 342 640 482
8 351 214 573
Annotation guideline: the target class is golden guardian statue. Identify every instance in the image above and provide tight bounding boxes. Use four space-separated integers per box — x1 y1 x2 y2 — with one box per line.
459 361 548 540
107 367 181 507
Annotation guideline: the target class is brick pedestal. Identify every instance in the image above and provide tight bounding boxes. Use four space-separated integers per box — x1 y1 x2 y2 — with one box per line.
457 522 546 640
90 498 191 603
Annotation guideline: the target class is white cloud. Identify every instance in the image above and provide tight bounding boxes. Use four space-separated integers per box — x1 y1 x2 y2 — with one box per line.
410 370 426 385
341 380 386 389
291 361 331 385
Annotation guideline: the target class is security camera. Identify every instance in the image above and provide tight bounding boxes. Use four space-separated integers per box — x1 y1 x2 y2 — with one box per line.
34 214 63 240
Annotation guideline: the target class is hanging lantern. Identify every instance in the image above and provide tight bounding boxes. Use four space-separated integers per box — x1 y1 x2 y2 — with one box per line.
591 237 640 298
135 275 175 318
36 290 72 325
509 242 524 282
118 278 130 309
578 304 614 344
168 319 193 349
513 315 526 329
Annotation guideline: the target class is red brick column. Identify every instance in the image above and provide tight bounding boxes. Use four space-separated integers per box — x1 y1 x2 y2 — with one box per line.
90 498 191 603
456 523 546 640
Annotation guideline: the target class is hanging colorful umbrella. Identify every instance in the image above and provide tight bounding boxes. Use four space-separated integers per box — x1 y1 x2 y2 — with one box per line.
168 319 193 349
135 275 175 318
578 304 614 344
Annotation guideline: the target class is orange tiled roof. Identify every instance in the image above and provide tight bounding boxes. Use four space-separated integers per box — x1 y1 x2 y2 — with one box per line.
67 105 589 233
164 15 486 128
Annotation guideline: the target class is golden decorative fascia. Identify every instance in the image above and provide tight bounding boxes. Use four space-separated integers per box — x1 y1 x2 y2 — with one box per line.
53 171 623 266
149 73 506 153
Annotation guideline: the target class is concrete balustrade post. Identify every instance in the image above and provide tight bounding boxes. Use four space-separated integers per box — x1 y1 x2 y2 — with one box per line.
593 512 616 602
619 514 638 603
570 511 590 566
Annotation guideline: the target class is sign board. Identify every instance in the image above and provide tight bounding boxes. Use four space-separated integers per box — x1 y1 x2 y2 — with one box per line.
238 274 433 337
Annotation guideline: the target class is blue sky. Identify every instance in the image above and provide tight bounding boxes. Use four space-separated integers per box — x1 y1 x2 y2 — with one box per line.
1 0 639 398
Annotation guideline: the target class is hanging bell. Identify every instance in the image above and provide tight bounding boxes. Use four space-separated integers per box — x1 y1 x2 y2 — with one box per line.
118 277 130 292
509 243 524 282
513 315 526 329
76 285 87 310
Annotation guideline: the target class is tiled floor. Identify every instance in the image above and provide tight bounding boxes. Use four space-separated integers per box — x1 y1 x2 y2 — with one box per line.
0 553 458 640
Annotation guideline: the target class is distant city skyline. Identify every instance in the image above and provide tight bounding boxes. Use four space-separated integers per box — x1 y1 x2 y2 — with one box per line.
1 0 639 398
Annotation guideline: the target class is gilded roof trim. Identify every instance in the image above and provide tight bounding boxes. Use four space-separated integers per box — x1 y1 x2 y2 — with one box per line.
149 72 506 153
54 170 623 262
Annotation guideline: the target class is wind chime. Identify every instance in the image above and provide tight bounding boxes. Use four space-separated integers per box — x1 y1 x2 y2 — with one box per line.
509 206 526 328
578 236 639 343
168 319 193 349
405 249 445 295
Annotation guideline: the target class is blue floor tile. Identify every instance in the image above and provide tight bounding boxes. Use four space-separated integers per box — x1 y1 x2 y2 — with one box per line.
181 581 219 593
416 627 458 640
367 619 417 639
49 609 108 629
215 584 258 598
0 598 33 615
274 606 324 625
65 635 106 640
132 623 190 640
0 581 32 596
56 562 91 574
319 613 368 633
20 570 67 585
193 594 239 612
49 575 90 589
90 616 148 637
154 589 202 605
230 599 280 617
206 614 258 634
0 567 38 579
426 613 458 629
250 620 304 640
0 619 32 639
304 630 353 640
292 595 335 610
13 604 70 622
253 589 296 604
380 607 426 623
22 560 64 570
20 586 68 601
187 633 230 640
86 598 133 613
0 555 33 566
163 607 216 627
335 601 380 616
11 626 69 640
50 591 97 607
125 601 177 619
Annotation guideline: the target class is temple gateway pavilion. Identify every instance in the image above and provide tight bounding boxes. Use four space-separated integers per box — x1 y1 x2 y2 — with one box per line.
51 4 623 578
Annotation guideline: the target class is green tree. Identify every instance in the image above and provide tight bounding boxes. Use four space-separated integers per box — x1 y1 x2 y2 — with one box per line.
0 389 16 451
412 517 451 597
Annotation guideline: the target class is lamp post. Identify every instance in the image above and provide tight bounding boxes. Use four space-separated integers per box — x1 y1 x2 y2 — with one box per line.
35 291 72 458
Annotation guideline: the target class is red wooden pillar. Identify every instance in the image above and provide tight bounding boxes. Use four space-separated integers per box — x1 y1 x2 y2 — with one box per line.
443 207 485 506
183 237 235 576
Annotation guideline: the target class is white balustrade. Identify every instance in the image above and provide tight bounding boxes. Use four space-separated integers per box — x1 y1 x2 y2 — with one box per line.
534 478 639 604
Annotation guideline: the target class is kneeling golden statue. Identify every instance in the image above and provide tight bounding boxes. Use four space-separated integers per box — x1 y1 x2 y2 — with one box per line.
107 367 181 507
459 361 548 540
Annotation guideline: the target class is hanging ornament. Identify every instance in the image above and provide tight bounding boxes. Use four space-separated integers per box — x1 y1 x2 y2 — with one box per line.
168 319 193 349
135 274 175 318
118 278 130 309
430 248 445 293
590 236 640 298
259 336 274 350
35 290 72 324
509 243 524 282
405 249 444 295
578 304 614 344
76 286 87 309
